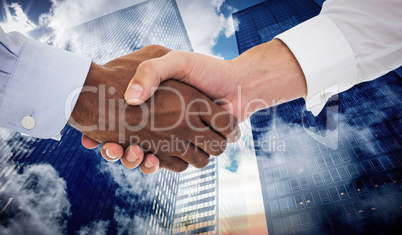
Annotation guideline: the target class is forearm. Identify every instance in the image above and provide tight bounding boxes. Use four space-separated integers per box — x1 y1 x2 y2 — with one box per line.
230 39 307 113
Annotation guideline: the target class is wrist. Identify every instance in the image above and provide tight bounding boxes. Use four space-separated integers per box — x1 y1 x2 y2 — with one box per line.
232 39 307 112
68 62 105 131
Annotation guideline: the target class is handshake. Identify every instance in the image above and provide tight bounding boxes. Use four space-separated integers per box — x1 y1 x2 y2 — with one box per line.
68 39 305 174
68 45 240 174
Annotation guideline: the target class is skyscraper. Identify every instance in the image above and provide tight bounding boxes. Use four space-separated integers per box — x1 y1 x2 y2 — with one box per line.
234 0 402 234
1 0 192 234
63 0 192 63
173 160 219 235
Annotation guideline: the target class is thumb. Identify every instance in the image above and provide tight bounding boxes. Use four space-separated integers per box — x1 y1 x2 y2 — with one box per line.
124 51 193 105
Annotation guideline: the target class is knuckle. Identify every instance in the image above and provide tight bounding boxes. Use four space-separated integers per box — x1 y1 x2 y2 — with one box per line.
145 44 171 57
166 50 185 63
145 44 159 49
167 50 181 57
193 158 210 169
222 112 238 130
229 124 241 142
213 140 227 156
174 162 189 172
144 44 161 51
160 157 189 173
206 138 227 156
213 147 225 157
139 59 157 71
229 114 239 128
192 152 210 169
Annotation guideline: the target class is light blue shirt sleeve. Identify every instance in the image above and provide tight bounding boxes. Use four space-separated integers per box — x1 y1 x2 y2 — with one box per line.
0 27 91 140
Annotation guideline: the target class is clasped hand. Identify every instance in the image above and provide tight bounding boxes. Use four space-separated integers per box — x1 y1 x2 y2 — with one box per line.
69 45 240 173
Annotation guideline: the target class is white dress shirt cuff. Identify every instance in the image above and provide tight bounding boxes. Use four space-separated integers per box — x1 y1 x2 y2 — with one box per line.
276 15 357 116
0 38 91 140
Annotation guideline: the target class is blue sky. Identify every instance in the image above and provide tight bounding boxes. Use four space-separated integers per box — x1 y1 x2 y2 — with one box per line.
214 0 266 59
0 0 266 59
0 0 52 24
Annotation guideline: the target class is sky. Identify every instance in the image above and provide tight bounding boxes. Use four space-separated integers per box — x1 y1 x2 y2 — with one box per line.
213 0 266 58
0 0 266 59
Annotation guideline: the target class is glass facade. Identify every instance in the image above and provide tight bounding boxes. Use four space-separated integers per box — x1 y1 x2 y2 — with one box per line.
0 0 192 234
234 0 402 234
63 0 192 63
234 0 320 54
173 160 219 235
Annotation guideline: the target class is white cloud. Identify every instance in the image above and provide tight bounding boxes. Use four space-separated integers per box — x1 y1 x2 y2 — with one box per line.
0 2 36 34
77 220 110 235
176 0 237 55
0 163 71 235
113 208 159 235
101 162 154 204
0 129 70 235
100 162 157 233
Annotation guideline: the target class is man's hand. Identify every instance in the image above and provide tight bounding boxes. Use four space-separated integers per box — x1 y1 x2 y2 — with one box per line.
71 45 239 173
124 39 307 122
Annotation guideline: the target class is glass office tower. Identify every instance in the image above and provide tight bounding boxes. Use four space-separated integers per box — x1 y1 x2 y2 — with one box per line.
63 0 192 63
173 160 219 235
234 0 402 234
0 0 192 234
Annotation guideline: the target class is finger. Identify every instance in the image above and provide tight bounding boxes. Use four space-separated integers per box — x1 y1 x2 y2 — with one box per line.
177 143 210 169
190 119 227 156
157 155 189 173
81 135 100 149
100 143 124 162
139 154 161 174
120 145 145 169
124 50 194 105
192 129 228 156
199 103 241 143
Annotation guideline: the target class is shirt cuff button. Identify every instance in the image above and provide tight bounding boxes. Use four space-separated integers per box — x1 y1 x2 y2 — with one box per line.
22 116 36 130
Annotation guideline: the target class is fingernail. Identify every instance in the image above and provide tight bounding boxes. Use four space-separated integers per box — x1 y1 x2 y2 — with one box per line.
144 159 154 168
127 148 139 162
106 148 117 159
126 84 143 104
